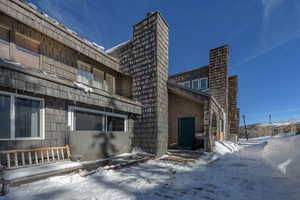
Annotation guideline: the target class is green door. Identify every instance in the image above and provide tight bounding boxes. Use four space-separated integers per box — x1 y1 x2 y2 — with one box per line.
178 117 195 148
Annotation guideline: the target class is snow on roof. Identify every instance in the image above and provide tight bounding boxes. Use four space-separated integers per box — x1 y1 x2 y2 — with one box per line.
105 40 131 53
27 2 38 10
255 121 300 127
22 0 105 52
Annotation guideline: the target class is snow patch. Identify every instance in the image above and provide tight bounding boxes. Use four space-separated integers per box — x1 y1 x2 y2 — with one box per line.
278 159 292 175
74 82 93 93
92 42 105 51
3 161 82 181
27 2 38 10
214 141 239 155
1 58 22 66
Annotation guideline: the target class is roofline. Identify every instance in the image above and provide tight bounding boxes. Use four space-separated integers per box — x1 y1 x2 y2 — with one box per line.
229 75 238 79
5 0 120 68
167 81 210 98
169 65 208 78
134 11 169 28
105 40 132 54
209 44 229 52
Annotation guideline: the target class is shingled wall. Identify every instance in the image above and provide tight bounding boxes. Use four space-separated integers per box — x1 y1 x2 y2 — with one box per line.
108 12 169 155
209 45 229 134
228 75 240 135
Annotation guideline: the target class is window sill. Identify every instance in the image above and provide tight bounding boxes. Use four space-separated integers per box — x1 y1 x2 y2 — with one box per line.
0 137 45 141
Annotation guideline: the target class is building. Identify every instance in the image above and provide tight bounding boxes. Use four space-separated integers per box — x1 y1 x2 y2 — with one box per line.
0 0 239 163
167 46 240 150
0 0 142 161
109 38 239 152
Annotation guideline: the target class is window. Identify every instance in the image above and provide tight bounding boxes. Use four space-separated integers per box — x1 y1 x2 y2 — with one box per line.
0 94 11 139
192 78 208 90
107 116 125 132
15 33 40 68
93 68 104 89
15 97 41 138
0 92 44 140
68 106 127 132
200 78 208 89
75 110 104 131
192 79 200 89
105 73 115 94
77 61 93 85
0 26 9 59
179 81 190 88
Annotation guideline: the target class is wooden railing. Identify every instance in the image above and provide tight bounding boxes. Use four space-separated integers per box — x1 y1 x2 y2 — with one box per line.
0 145 71 169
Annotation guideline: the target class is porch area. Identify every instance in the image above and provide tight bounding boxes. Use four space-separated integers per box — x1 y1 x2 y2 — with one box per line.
167 81 225 152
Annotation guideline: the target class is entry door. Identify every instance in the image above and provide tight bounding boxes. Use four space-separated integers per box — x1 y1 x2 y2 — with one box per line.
178 117 195 148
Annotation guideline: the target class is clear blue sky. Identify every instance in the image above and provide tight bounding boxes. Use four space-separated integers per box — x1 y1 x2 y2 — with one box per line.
27 0 300 125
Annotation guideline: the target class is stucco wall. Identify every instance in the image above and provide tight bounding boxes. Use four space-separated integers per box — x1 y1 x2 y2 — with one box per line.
168 91 204 146
69 121 134 161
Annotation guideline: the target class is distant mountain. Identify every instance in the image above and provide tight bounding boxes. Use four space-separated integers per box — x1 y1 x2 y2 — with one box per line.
239 121 300 139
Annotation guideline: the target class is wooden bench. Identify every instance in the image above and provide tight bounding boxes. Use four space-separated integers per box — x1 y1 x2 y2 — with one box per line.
0 146 82 195
0 145 71 169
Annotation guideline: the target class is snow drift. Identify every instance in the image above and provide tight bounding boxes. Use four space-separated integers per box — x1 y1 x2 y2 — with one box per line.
262 134 300 180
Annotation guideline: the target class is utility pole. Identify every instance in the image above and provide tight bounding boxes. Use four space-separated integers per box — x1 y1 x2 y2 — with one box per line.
269 114 273 136
242 115 248 140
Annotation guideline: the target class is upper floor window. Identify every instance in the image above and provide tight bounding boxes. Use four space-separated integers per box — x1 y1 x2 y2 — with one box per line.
0 26 10 59
192 79 199 89
105 73 115 94
192 78 208 90
77 61 93 85
15 32 40 68
92 68 104 89
200 78 208 89
179 81 190 88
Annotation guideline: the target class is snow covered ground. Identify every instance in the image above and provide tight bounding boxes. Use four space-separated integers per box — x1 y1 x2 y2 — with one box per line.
1 137 300 200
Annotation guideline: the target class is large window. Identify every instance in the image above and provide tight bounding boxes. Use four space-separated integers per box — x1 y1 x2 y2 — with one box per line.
0 92 44 140
0 26 9 59
68 106 127 132
75 110 104 131
15 33 40 68
15 97 41 138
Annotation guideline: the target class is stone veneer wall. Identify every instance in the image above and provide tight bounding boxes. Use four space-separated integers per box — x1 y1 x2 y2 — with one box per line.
228 75 239 135
209 45 229 133
108 12 169 155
